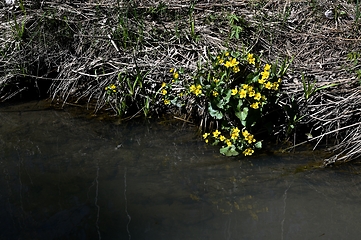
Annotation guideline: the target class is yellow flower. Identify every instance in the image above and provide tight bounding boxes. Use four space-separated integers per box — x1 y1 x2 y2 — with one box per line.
230 58 239 66
194 89 202 96
250 102 260 109
203 133 210 139
242 130 250 138
219 135 226 141
239 89 247 98
196 85 202 90
190 85 196 92
232 127 240 134
173 72 179 79
247 85 253 92
164 99 170 105
213 130 221 138
170 68 174 73
233 66 240 73
224 61 232 68
264 82 272 89
110 84 116 89
212 91 219 97
225 52 229 56
161 82 167 88
161 89 167 95
179 92 184 97
264 64 271 71
278 78 282 83
261 95 267 101
242 84 248 89
218 59 224 64
258 78 266 84
243 148 254 156
248 90 255 97
231 133 238 140
231 88 238 95
247 53 255 65
246 134 256 144
213 78 220 83
226 139 232 146
254 92 261 101
261 70 270 79
272 82 279 90
205 139 209 143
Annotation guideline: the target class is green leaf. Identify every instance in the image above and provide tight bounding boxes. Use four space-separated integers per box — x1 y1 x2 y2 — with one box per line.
234 99 243 113
235 107 248 126
254 141 262 149
220 146 239 156
217 89 232 109
240 107 248 120
208 103 223 119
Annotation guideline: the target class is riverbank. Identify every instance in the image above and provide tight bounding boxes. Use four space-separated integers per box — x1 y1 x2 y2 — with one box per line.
1 0 361 165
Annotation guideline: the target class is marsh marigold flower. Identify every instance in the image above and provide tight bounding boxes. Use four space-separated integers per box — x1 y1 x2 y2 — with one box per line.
212 91 219 97
224 61 232 68
161 82 167 88
173 72 179 79
242 129 250 138
264 81 272 89
258 78 266 84
226 139 232 147
161 89 167 95
233 66 240 73
247 53 255 65
243 148 254 156
272 82 279 90
264 64 271 71
248 90 256 97
231 88 238 95
250 102 260 109
231 127 240 140
246 134 256 144
164 99 170 105
213 130 221 138
219 135 226 141
239 89 247 98
203 133 210 139
254 92 262 101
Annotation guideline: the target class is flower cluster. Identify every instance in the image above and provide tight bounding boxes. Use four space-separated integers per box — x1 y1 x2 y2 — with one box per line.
190 84 202 96
105 84 117 94
258 64 282 91
247 53 256 65
162 50 286 157
217 52 240 73
203 127 258 156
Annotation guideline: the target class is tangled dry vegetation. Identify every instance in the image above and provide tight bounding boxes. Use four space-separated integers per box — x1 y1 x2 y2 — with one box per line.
1 0 361 165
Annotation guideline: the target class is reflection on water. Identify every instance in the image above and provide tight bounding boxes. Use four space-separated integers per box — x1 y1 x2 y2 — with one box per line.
1 101 361 239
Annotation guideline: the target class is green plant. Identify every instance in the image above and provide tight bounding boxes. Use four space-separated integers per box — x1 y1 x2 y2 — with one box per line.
301 73 337 100
188 2 200 42
227 14 244 40
12 0 27 41
162 50 289 156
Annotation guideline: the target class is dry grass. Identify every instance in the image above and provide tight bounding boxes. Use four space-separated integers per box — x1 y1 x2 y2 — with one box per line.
1 0 361 164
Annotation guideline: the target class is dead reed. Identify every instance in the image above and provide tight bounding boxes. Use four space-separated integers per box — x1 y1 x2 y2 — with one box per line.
1 0 361 164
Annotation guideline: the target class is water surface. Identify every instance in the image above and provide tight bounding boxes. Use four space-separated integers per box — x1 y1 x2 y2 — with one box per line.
1 101 361 240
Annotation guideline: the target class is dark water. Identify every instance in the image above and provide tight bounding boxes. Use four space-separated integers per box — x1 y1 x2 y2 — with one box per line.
1 101 361 240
